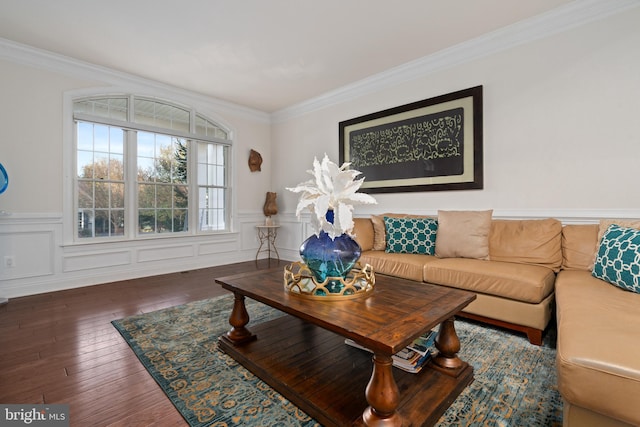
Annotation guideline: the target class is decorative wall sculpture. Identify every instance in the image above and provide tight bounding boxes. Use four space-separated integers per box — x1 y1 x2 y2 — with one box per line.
248 149 263 172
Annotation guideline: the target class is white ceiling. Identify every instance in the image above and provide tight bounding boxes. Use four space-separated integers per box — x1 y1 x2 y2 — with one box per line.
0 0 578 112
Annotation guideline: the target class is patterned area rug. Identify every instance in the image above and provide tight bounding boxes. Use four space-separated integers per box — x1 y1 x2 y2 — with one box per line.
112 294 562 426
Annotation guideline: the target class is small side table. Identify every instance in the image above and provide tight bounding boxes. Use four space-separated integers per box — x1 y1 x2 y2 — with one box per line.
255 225 280 263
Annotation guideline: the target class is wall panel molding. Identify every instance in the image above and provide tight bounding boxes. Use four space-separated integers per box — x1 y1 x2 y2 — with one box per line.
0 212 263 298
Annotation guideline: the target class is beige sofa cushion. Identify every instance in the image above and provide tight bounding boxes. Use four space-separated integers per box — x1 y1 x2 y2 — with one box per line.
359 251 438 282
371 215 387 250
489 218 563 272
435 210 492 260
423 258 555 304
352 217 374 251
562 224 598 271
556 270 640 426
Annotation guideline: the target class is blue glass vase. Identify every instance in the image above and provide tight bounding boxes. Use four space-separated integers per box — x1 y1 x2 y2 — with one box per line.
299 211 362 294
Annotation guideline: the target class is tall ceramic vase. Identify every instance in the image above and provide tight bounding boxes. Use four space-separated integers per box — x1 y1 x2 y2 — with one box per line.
299 210 361 294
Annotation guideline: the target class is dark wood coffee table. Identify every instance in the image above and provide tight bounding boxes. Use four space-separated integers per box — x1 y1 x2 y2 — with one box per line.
216 267 476 427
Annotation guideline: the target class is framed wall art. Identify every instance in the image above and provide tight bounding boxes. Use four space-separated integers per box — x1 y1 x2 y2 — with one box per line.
339 86 483 194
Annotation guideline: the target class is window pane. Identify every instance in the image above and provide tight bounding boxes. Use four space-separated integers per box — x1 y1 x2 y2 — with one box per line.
133 99 156 127
155 134 172 156
208 164 218 186
198 187 225 230
138 210 155 233
216 165 225 186
111 210 125 236
197 140 211 163
197 141 226 186
155 159 171 183
217 188 225 206
74 97 127 120
173 138 188 184
92 154 108 180
155 135 172 183
138 184 155 208
134 98 190 132
195 116 207 136
111 183 124 208
216 144 225 161
174 185 188 208
110 128 124 154
171 109 190 133
137 157 155 182
77 122 94 151
94 182 109 209
78 181 93 208
78 210 94 238
93 125 109 153
199 208 226 230
174 209 188 232
156 185 172 208
197 164 206 186
109 154 124 180
94 210 110 236
195 114 228 139
77 151 94 178
157 209 172 233
137 132 155 157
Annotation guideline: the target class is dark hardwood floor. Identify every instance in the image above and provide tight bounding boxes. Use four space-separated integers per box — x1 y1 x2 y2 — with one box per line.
0 259 284 426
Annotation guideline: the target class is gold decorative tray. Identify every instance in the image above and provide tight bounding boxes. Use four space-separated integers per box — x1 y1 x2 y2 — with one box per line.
284 261 375 300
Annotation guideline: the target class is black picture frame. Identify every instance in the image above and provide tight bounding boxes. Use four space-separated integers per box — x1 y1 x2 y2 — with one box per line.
339 86 483 194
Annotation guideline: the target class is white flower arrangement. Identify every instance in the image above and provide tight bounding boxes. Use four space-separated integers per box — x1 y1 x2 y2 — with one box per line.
287 154 377 239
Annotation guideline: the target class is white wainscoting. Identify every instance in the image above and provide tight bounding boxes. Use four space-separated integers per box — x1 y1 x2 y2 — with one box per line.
0 223 56 280
0 211 268 298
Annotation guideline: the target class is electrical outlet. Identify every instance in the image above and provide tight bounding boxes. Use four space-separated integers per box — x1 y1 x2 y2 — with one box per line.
4 255 15 268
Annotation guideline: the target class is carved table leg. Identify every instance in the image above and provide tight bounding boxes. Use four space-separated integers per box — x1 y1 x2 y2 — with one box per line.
362 353 402 427
430 316 467 377
222 293 256 345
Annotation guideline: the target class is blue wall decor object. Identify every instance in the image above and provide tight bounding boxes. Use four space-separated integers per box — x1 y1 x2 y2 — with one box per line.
0 163 8 194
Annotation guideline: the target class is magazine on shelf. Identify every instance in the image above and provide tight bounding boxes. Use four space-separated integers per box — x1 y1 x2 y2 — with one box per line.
345 329 437 373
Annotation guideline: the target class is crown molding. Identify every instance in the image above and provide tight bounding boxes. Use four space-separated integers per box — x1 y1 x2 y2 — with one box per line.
1 0 637 125
0 37 271 123
271 0 640 123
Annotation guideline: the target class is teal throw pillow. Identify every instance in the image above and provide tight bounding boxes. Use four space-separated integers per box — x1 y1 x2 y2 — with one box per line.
384 216 438 255
592 224 640 294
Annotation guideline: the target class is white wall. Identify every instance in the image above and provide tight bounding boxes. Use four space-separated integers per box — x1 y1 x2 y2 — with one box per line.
271 8 640 260
0 46 273 298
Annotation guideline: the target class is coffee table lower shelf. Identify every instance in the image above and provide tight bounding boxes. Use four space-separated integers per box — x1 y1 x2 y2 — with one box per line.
218 314 473 427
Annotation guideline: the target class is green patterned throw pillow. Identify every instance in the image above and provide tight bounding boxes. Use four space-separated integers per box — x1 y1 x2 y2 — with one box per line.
384 216 438 255
592 224 640 294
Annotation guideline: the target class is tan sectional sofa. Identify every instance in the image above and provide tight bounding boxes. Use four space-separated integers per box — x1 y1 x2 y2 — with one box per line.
352 213 640 427
556 224 640 427
352 213 561 345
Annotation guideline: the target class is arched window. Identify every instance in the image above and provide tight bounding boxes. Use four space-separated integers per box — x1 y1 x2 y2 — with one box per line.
73 95 231 240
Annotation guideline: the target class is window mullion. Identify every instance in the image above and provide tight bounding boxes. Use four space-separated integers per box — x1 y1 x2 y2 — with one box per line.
126 129 138 239
186 139 194 235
